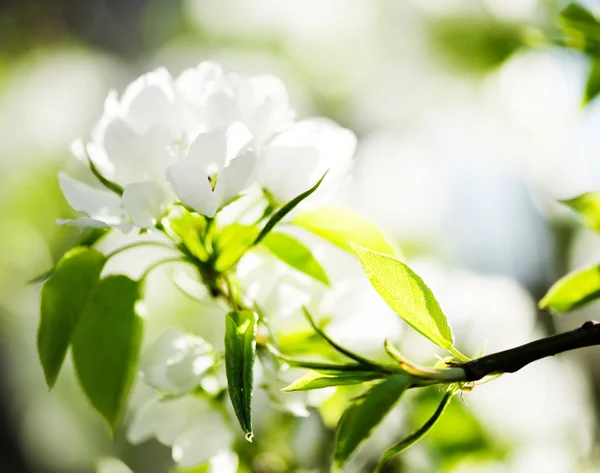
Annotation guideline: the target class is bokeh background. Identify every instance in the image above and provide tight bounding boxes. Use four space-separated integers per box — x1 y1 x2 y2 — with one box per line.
2 0 600 472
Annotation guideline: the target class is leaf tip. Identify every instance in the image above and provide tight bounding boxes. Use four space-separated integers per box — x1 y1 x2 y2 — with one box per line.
245 431 254 443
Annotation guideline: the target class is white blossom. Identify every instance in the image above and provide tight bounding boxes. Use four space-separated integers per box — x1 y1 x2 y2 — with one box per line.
139 328 216 395
127 395 234 467
258 118 357 203
58 61 355 230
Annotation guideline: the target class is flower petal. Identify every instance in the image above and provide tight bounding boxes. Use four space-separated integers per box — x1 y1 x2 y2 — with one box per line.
122 182 167 228
102 120 172 186
58 172 124 222
166 159 219 217
214 149 258 207
172 411 234 467
259 118 356 203
187 130 228 173
139 328 215 395
120 68 178 135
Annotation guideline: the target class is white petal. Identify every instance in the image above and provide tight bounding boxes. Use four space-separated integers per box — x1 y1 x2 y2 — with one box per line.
120 68 177 135
166 160 219 217
140 328 214 395
58 172 124 221
215 149 258 207
172 411 233 467
187 130 228 173
245 75 295 142
122 182 166 228
102 120 172 186
207 451 238 473
127 397 159 445
176 62 223 105
259 118 356 203
258 145 320 203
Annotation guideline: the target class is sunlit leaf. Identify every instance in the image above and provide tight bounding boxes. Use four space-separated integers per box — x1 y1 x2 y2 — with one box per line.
375 387 456 472
38 247 106 388
350 243 462 358
262 232 330 285
216 224 259 271
253 171 328 245
71 275 143 433
334 375 411 470
225 310 258 440
293 205 398 256
166 209 208 261
561 192 600 232
282 369 383 392
585 60 600 104
540 264 600 312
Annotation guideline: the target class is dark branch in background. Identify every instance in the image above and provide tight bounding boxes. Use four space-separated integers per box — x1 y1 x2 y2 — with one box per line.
457 321 600 382
453 321 600 381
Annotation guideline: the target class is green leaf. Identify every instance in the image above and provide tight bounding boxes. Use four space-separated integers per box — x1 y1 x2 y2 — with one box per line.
293 205 398 256
30 229 109 285
71 275 143 433
374 387 456 472
540 264 600 312
350 243 463 358
561 192 600 232
262 232 329 285
215 224 260 271
585 60 600 104
166 209 208 262
225 310 258 440
334 375 411 470
38 247 106 388
282 370 383 392
253 171 328 245
561 2 599 27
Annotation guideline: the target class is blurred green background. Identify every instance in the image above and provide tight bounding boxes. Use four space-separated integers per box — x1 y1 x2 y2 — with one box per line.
2 0 600 472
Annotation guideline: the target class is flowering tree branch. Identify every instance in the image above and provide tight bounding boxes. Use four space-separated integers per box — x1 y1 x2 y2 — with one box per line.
456 321 600 381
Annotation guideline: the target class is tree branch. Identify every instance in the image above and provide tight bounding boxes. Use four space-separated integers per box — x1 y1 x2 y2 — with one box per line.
457 321 600 382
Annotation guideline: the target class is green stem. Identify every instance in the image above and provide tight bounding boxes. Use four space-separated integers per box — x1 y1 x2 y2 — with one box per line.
139 257 194 285
105 241 178 260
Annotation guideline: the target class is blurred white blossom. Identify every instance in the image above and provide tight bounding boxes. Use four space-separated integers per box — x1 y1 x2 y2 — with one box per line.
128 395 234 467
139 328 216 395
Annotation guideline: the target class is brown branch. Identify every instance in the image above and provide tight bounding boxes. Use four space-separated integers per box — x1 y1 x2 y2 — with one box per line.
457 321 600 382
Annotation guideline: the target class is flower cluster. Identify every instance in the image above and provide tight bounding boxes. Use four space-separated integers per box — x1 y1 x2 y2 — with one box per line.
59 62 356 231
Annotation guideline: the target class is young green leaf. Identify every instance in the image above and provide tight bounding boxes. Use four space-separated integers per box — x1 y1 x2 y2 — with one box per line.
374 387 456 472
38 247 106 388
585 60 600 104
71 275 143 433
262 232 330 285
225 310 258 441
540 265 600 312
561 192 600 232
216 224 259 271
293 205 398 256
282 370 383 392
334 375 411 470
350 243 464 359
253 171 328 245
166 210 208 262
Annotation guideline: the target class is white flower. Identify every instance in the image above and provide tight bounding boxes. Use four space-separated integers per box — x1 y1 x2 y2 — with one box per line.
128 395 234 467
258 118 357 203
57 61 353 230
166 124 258 217
139 328 216 395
